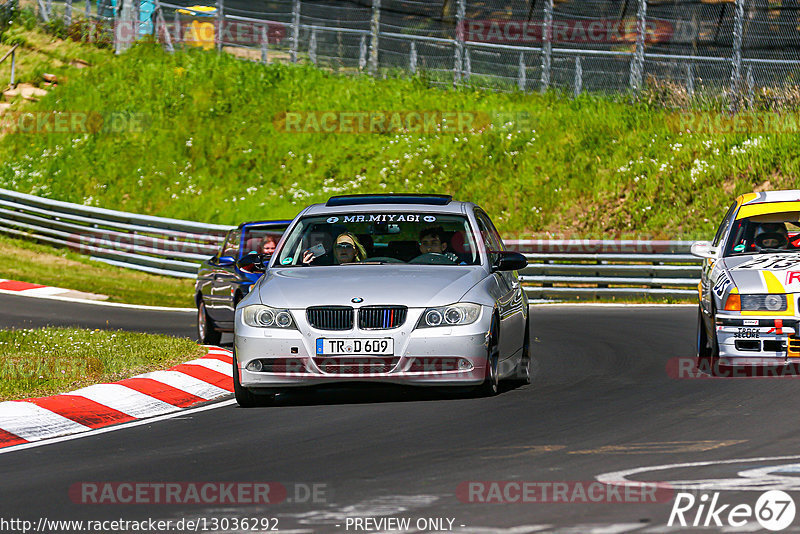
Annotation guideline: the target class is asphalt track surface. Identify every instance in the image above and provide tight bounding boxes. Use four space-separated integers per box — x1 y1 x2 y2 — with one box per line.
3 295 800 532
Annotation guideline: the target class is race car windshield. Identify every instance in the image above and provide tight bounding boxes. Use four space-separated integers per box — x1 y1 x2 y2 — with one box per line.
725 213 800 256
273 213 481 267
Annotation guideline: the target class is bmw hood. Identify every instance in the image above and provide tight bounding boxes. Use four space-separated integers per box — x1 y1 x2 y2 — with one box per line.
722 254 800 294
256 266 487 309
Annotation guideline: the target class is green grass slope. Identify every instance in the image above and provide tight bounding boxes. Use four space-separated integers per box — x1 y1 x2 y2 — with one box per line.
1 41 799 238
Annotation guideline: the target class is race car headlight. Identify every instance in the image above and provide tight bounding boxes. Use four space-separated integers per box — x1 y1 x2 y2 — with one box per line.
242 305 296 329
740 294 787 312
417 303 481 328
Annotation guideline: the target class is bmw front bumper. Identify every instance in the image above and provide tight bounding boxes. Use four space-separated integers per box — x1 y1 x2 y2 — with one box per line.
234 306 492 389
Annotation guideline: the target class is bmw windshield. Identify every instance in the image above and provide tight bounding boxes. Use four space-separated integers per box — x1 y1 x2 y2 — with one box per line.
273 213 481 267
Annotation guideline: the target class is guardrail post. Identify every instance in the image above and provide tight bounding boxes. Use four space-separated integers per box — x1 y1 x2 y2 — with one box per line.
309 27 317 64
453 0 465 86
358 34 366 71
540 0 552 92
518 51 526 91
730 0 744 113
574 56 582 98
65 0 72 26
409 40 416 74
290 0 300 63
368 0 380 75
629 0 646 92
686 62 694 96
215 0 223 52
261 26 268 64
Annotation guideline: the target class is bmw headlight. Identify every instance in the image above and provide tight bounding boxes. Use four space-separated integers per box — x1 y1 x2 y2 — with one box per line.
740 294 787 312
242 305 296 329
417 303 481 328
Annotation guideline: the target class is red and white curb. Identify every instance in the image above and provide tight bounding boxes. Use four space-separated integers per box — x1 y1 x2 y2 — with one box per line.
0 347 234 449
0 279 107 301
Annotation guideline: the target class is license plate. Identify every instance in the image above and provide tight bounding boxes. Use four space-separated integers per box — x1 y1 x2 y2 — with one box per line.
316 338 394 356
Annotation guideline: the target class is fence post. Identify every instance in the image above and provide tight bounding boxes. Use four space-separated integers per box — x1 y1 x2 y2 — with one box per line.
409 40 416 74
65 0 72 26
540 0 552 92
153 0 173 53
629 0 646 92
574 56 582 98
368 0 380 75
453 0 465 85
9 47 15 86
358 34 367 71
85 0 90 18
518 51 526 91
216 0 223 52
173 8 180 45
132 0 139 40
686 62 694 96
746 64 754 106
290 0 300 63
464 47 471 81
84 0 91 42
309 27 317 64
261 26 268 64
37 0 49 22
46 0 51 21
730 0 744 113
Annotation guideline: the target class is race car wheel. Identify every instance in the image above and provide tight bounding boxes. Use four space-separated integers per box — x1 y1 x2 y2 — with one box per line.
233 351 260 408
197 300 222 346
696 307 720 376
477 317 500 397
511 315 531 385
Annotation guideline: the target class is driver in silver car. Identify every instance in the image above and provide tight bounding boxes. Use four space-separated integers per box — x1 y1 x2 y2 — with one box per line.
418 226 458 263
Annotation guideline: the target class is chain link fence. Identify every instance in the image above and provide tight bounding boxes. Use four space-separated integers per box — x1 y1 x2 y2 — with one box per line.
25 0 800 105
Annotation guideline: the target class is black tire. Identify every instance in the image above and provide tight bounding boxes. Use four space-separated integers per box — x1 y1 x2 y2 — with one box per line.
696 306 720 376
233 351 260 408
511 315 532 385
477 316 500 397
197 299 222 346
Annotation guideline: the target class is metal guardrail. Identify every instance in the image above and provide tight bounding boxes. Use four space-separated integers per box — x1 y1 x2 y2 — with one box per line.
0 188 234 278
0 189 702 297
505 240 701 300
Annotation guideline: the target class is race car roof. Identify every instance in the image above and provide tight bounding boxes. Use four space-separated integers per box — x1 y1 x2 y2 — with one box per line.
736 190 800 219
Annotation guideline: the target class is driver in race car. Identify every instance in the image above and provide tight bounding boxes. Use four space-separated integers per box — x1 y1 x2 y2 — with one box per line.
753 222 790 251
418 226 458 262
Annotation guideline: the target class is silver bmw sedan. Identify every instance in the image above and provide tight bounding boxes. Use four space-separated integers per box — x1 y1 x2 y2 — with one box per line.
232 194 530 406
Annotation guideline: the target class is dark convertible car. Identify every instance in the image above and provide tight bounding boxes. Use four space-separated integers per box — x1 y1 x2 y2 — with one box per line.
196 220 290 344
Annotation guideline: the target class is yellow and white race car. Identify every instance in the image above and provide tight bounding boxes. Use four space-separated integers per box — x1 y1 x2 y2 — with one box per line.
693 190 800 370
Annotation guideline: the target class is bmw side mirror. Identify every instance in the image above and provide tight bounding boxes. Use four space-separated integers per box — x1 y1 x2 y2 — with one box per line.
690 241 718 260
492 251 528 272
237 253 266 273
217 255 236 267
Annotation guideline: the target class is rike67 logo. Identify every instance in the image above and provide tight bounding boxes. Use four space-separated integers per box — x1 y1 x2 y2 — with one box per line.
669 490 796 531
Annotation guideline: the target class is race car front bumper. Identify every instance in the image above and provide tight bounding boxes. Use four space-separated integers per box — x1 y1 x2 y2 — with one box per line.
715 315 800 366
